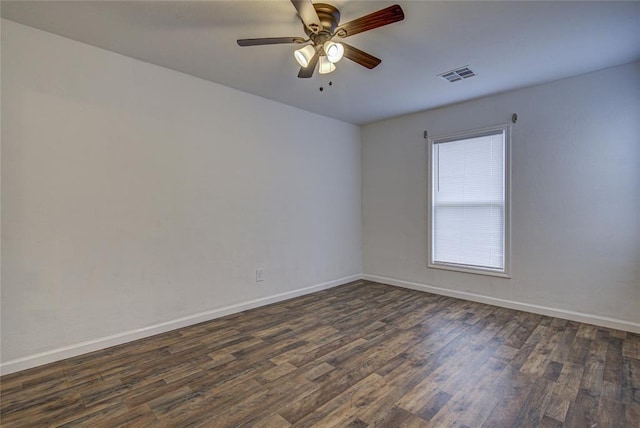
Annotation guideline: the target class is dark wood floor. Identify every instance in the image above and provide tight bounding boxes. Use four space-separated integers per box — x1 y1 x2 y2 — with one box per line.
1 280 638 427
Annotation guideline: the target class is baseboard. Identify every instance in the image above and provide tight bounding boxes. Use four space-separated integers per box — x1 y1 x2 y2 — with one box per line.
0 274 363 376
362 274 640 334
6 272 634 375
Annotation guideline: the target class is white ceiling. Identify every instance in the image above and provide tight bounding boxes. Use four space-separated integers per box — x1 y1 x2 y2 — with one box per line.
2 1 639 125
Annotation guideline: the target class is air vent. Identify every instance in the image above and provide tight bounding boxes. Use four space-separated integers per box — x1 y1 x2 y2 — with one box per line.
439 66 475 83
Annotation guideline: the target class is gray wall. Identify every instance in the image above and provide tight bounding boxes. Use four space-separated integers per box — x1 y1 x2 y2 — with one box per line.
1 20 362 372
362 62 640 327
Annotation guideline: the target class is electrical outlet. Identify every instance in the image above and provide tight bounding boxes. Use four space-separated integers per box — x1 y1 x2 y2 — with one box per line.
256 269 264 282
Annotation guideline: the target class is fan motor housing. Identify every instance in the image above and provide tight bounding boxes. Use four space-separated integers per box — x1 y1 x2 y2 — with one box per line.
304 3 340 36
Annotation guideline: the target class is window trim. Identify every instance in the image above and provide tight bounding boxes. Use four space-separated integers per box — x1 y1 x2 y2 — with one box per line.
427 123 512 278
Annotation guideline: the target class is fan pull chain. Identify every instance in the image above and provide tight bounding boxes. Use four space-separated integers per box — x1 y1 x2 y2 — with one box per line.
319 81 333 92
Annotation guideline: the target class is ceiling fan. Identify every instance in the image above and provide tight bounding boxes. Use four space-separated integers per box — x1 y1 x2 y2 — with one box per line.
237 0 405 78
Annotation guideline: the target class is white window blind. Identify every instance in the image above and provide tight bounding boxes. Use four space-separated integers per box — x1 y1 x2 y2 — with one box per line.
430 128 508 274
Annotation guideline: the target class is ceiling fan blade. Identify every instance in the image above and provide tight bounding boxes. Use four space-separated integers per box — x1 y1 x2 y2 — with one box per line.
335 5 404 38
290 0 322 33
342 43 381 69
298 52 319 78
237 37 305 46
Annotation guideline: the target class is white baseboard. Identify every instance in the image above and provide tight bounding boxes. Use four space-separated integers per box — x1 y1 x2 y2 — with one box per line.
0 274 362 376
363 274 640 334
5 273 636 375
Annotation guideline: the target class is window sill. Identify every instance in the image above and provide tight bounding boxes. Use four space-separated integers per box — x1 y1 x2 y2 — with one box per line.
428 262 511 278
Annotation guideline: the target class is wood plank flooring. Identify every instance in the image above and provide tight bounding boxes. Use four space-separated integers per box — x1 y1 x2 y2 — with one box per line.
1 280 639 427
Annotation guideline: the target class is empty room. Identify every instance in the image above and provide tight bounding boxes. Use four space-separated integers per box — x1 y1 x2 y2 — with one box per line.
1 1 639 427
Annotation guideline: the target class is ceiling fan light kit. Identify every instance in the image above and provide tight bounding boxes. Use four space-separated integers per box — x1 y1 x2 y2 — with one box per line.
294 45 316 68
296 41 342 75
318 56 336 74
323 41 344 63
237 0 405 78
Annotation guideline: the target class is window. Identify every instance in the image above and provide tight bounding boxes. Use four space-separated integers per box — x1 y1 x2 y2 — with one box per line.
428 125 511 277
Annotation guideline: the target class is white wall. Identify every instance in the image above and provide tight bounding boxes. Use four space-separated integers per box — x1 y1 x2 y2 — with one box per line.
1 20 362 373
362 62 640 330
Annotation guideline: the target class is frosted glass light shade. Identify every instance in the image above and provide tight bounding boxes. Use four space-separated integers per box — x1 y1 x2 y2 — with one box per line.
294 45 316 67
318 56 336 74
323 41 344 63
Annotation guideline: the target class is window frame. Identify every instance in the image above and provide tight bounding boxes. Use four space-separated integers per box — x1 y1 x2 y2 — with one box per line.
427 124 512 278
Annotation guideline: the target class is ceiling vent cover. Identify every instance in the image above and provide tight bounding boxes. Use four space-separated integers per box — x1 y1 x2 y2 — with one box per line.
439 66 475 82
